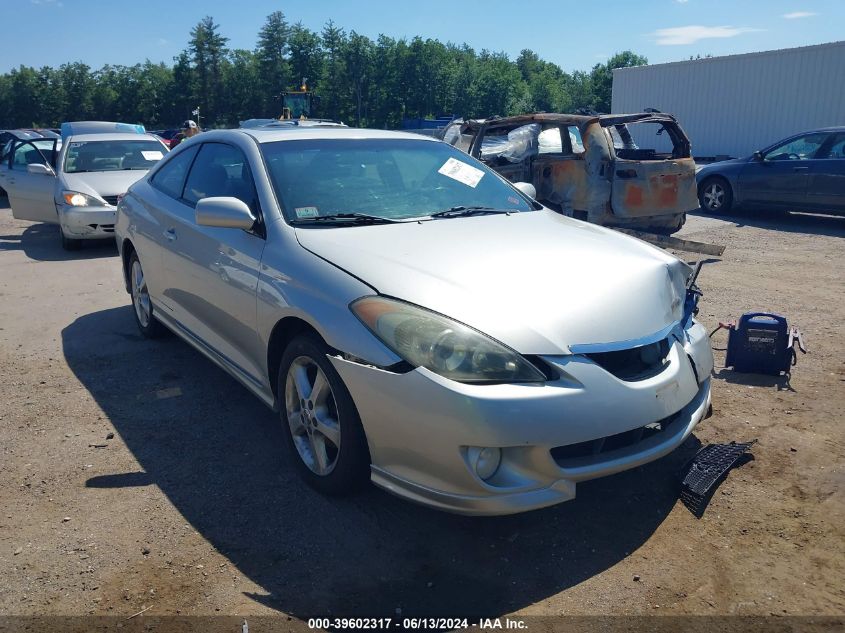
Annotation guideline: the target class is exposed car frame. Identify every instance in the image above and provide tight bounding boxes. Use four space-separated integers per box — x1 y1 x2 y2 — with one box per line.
442 112 699 234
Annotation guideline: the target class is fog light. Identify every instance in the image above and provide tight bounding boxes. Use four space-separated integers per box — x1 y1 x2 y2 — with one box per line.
468 446 501 481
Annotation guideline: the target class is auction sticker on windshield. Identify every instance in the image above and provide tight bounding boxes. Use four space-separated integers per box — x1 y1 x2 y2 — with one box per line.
438 157 484 188
141 151 164 161
295 206 319 218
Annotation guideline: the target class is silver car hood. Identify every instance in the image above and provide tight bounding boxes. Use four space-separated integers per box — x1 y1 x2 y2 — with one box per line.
59 170 149 198
295 210 690 354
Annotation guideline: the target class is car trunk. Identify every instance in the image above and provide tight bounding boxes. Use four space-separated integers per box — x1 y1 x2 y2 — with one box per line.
602 115 699 219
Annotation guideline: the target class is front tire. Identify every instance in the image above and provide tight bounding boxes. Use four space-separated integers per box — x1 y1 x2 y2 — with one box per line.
698 177 733 214
278 334 370 495
128 251 166 338
60 230 83 251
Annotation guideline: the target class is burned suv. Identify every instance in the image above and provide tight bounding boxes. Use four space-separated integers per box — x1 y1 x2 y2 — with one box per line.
442 112 698 234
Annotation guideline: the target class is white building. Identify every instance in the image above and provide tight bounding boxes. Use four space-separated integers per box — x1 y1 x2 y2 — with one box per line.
611 41 845 158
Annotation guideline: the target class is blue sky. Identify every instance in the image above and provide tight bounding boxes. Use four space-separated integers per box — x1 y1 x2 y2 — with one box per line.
3 0 842 73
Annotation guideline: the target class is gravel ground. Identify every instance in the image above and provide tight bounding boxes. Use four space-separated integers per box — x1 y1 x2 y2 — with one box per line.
0 198 843 626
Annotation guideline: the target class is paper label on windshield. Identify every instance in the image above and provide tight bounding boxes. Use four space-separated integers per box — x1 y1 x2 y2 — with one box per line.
438 157 484 188
294 206 319 218
141 150 163 161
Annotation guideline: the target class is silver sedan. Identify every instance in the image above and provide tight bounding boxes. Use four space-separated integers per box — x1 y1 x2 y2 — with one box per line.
115 127 713 515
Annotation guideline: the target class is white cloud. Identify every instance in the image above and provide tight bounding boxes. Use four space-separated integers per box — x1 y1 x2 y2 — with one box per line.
675 0 690 3
651 25 763 46
782 11 817 19
157 38 169 46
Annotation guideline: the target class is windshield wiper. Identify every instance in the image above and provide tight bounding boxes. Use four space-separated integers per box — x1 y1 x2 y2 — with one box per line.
429 206 513 218
290 213 403 226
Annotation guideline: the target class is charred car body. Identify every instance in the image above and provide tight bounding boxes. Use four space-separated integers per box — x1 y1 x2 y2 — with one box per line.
442 112 698 234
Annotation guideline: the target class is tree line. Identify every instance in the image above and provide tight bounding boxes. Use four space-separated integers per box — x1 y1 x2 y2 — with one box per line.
0 12 647 130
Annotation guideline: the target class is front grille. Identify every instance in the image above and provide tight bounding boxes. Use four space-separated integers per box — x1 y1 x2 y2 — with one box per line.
585 338 670 381
551 412 682 467
101 195 120 207
87 223 115 232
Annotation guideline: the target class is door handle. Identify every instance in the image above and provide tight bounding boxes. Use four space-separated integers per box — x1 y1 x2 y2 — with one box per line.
793 166 809 171
164 228 177 241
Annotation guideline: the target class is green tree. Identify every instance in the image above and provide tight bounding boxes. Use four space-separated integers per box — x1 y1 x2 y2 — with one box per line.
343 31 373 126
188 16 229 125
589 50 647 113
256 11 290 116
0 16 648 129
319 20 347 121
288 22 323 93
223 49 263 123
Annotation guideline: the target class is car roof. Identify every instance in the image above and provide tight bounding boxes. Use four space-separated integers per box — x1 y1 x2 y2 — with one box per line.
807 126 845 133
239 127 439 143
66 133 162 143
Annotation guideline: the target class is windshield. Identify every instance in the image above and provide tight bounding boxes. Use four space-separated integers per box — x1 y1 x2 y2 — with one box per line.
261 138 534 223
63 139 166 173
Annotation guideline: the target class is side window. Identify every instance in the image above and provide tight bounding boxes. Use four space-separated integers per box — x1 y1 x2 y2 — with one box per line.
182 142 258 211
821 134 845 159
764 133 828 161
150 145 199 199
567 126 585 154
538 127 563 154
12 141 50 170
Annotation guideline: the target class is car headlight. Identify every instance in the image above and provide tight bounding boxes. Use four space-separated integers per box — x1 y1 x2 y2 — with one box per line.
62 191 102 207
351 296 546 383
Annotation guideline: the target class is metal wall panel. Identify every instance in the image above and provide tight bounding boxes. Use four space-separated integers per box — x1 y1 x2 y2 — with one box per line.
611 41 845 158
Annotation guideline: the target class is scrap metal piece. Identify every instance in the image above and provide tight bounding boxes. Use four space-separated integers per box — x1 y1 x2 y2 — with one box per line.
615 228 726 257
680 440 756 517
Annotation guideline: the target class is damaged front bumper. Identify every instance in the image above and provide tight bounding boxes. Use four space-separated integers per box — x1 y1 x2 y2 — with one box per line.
58 204 117 239
330 320 714 516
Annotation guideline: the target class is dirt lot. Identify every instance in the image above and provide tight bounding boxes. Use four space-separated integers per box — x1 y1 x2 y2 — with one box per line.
0 197 843 627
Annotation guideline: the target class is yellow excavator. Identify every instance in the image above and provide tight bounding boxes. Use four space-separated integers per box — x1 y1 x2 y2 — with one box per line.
280 79 318 120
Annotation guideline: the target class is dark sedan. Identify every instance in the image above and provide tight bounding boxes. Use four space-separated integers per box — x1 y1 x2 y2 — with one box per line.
696 127 845 215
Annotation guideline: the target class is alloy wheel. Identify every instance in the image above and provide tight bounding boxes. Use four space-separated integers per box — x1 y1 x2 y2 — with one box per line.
131 259 151 328
284 356 342 476
703 183 725 211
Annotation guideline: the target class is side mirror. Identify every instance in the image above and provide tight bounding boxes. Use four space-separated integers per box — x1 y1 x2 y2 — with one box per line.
27 163 54 176
753 151 764 161
195 197 256 230
513 181 537 199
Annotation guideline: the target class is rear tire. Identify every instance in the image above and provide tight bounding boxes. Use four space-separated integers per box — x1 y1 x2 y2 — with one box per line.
128 251 166 338
698 177 733 214
278 334 370 495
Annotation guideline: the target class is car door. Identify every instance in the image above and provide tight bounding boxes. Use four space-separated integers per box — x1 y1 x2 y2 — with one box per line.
807 132 845 213
736 132 828 209
6 139 59 223
137 143 201 305
0 139 14 192
159 141 268 388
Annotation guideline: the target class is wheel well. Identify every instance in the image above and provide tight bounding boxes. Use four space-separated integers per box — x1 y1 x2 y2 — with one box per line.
267 317 324 399
698 174 729 195
121 239 136 293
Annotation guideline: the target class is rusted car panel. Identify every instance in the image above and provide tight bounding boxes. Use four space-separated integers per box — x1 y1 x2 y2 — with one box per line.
442 112 697 234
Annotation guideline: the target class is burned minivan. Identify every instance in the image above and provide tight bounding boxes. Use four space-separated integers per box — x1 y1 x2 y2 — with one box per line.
442 112 698 234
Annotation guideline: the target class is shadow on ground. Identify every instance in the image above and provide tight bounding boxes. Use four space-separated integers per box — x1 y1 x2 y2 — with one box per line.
0 221 117 261
63 306 700 618
688 209 845 239
712 368 795 392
